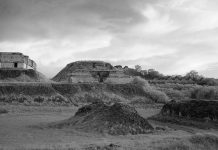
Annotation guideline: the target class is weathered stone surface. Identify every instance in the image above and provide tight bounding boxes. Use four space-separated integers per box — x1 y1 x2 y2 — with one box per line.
52 61 132 83
0 52 36 70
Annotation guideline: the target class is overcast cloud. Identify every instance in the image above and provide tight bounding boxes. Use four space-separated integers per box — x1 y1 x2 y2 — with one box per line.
0 0 218 78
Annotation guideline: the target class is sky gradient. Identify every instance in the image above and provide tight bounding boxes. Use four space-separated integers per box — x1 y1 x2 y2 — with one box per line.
0 0 218 78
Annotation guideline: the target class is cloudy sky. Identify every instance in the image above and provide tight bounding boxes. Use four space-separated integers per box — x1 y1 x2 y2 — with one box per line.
0 0 218 78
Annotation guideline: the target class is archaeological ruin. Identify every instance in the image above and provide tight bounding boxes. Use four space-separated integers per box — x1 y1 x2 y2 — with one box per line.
52 61 133 83
0 52 37 70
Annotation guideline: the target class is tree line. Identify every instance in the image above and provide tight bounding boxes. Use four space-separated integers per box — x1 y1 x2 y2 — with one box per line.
122 65 218 86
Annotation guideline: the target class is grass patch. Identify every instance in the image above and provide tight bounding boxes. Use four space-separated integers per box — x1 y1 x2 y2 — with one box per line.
155 134 218 150
0 108 8 114
150 115 218 129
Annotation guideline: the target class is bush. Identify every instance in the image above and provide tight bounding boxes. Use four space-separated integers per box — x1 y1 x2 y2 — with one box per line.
191 86 218 100
34 96 44 103
163 89 186 100
131 77 170 103
190 134 218 150
144 89 170 103
49 95 68 103
131 76 150 88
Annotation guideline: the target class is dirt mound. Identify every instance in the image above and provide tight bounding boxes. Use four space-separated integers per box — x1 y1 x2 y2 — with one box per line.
0 69 49 82
52 61 113 82
160 100 218 121
47 102 153 135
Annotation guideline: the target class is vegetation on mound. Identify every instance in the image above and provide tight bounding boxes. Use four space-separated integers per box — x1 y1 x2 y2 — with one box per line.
124 66 218 86
131 77 170 103
152 82 218 101
160 100 218 121
150 100 218 129
191 86 218 100
0 69 48 82
0 81 174 106
46 102 154 135
0 83 56 96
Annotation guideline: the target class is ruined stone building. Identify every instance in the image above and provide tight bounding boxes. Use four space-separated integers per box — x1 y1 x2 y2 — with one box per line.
52 61 133 83
0 52 37 70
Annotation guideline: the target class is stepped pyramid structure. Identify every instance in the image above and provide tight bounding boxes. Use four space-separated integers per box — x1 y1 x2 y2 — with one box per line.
52 61 132 83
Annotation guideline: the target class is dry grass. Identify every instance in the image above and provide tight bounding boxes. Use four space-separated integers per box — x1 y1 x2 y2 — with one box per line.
0 108 8 114
155 134 218 150
0 104 218 150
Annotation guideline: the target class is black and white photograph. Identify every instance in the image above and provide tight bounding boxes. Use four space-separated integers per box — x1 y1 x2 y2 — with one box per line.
0 0 218 149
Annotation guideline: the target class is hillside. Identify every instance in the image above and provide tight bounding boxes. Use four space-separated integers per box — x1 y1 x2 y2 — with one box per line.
0 69 49 82
0 82 169 106
52 61 114 82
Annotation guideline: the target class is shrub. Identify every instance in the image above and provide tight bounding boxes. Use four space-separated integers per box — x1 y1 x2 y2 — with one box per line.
163 89 186 100
191 86 218 100
131 76 150 88
190 134 218 150
144 89 170 103
131 77 170 103
34 96 44 103
51 95 68 103
0 97 6 102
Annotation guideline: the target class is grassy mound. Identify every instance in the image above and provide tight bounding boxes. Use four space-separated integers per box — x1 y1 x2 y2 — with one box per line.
0 83 68 105
46 102 154 135
0 81 169 106
160 100 218 121
151 100 218 129
0 69 49 82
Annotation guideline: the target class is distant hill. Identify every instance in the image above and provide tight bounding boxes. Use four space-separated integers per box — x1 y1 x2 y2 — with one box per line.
52 61 114 82
0 69 50 82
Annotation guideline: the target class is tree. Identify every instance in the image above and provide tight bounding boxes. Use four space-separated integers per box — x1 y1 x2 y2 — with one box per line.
147 69 161 79
140 70 148 76
185 70 202 81
135 65 142 72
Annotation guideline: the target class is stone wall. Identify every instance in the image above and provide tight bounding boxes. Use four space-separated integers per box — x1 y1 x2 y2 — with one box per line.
69 72 98 83
0 52 36 70
0 52 23 63
68 70 132 84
